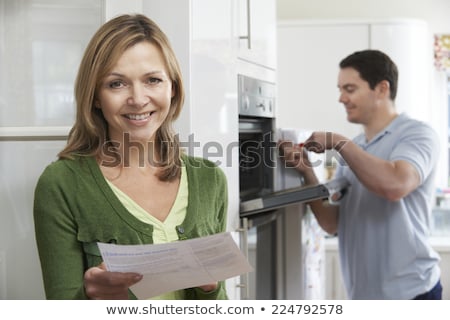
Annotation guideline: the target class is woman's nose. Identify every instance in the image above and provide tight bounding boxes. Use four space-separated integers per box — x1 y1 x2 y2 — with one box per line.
127 85 150 108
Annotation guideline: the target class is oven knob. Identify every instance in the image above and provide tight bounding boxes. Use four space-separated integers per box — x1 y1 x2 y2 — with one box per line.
242 95 250 111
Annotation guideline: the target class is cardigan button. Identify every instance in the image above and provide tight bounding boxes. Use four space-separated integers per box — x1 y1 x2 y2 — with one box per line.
177 226 185 234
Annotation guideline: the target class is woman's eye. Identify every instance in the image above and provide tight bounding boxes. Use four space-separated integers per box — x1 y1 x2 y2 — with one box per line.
108 80 125 89
147 77 162 84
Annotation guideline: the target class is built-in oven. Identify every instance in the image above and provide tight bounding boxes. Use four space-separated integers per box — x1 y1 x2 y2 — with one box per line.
238 74 350 299
238 75 276 201
238 74 279 299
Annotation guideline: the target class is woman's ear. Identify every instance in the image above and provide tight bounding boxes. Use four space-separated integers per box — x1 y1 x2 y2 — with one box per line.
94 100 101 109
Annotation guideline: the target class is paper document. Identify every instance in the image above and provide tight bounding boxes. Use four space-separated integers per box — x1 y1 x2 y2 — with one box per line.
98 232 253 299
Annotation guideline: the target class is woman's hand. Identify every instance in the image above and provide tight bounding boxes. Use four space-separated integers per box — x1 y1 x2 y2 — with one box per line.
84 263 143 299
198 282 218 292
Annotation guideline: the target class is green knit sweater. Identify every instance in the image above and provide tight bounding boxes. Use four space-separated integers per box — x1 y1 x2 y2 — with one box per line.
33 154 228 300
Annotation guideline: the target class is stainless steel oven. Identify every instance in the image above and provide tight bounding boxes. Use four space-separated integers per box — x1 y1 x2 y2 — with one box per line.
238 74 279 299
237 74 350 299
238 74 276 201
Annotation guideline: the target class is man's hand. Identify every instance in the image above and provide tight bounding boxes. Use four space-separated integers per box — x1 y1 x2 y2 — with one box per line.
278 140 313 174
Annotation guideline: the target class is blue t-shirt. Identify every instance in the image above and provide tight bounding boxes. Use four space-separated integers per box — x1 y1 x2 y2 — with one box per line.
335 113 441 299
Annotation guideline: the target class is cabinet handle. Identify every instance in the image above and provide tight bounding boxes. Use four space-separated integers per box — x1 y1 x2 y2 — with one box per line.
239 0 251 49
236 217 249 299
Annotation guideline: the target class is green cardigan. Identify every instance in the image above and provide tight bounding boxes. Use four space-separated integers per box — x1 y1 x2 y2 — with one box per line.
33 154 228 300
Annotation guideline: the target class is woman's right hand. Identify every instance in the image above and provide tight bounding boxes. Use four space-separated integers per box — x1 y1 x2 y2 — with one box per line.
84 263 143 299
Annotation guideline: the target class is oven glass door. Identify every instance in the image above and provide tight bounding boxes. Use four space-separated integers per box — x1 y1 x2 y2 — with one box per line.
239 131 266 200
238 117 275 201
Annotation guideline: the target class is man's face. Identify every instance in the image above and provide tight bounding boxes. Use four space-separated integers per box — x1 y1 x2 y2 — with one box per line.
337 67 379 125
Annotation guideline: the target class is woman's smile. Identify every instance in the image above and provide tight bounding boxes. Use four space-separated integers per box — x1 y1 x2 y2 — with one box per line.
123 111 156 123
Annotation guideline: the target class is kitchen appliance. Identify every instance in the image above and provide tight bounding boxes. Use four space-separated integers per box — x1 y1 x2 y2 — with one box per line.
238 75 350 299
238 74 279 299
238 74 276 202
240 176 350 216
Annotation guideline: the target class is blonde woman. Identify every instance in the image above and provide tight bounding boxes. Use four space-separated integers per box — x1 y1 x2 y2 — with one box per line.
34 14 228 300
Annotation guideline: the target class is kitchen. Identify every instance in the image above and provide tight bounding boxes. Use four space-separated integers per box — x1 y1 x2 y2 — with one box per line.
1 0 450 301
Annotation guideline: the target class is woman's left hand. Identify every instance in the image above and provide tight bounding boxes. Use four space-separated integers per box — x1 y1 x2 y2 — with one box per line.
198 282 218 292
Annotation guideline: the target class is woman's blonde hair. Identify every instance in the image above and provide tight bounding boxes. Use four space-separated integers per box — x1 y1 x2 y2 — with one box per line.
59 14 184 181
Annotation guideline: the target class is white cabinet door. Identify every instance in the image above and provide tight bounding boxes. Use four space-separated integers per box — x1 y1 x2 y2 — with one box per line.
237 0 277 70
371 21 431 124
277 19 431 140
277 22 368 138
0 1 102 127
143 0 241 299
144 0 239 232
0 0 103 299
0 141 66 299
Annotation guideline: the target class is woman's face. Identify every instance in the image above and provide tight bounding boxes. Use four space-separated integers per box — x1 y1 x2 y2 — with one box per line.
97 41 174 144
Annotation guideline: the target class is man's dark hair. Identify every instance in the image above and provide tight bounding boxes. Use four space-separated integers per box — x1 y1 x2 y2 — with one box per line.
339 49 398 101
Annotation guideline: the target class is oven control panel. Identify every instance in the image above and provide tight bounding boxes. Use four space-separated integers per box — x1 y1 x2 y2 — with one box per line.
238 74 275 118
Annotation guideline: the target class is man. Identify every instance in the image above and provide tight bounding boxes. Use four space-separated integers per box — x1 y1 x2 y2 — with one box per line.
279 49 442 299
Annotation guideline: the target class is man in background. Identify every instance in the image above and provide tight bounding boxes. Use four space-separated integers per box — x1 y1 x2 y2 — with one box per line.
279 49 442 299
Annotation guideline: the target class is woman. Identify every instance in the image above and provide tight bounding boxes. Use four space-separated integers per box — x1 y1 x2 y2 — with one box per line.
34 14 228 300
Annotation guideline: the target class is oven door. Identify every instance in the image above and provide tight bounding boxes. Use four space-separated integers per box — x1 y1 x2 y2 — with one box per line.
240 211 280 299
240 177 351 217
238 177 350 299
238 116 275 201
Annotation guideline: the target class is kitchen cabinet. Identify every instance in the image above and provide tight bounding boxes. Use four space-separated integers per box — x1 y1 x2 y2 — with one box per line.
144 0 239 237
0 0 103 299
276 19 432 137
0 141 67 299
0 0 277 299
370 22 431 124
144 0 241 299
237 0 277 71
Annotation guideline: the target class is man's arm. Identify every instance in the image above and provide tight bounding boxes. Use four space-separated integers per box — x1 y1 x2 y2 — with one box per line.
278 141 339 235
305 132 421 201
